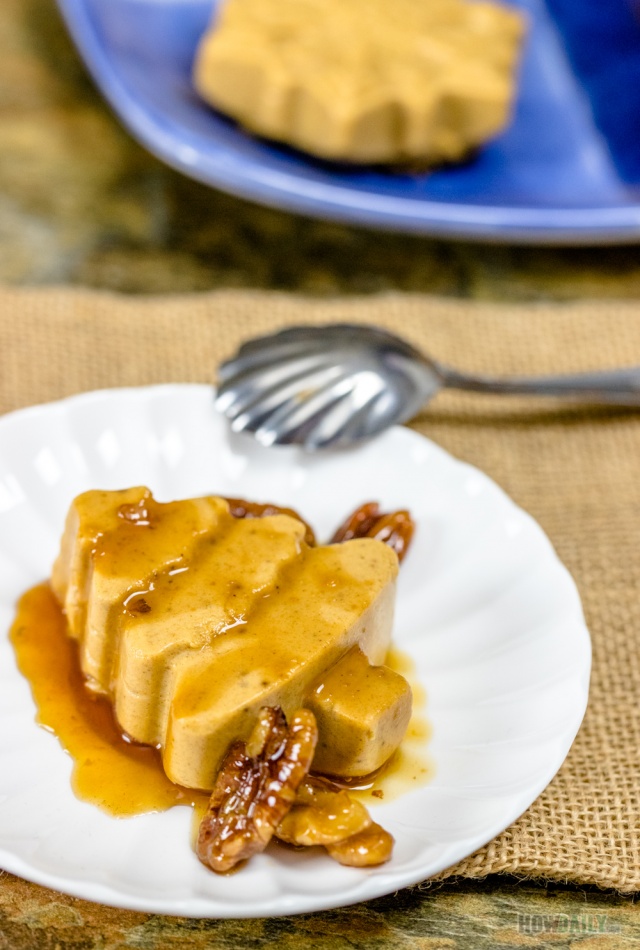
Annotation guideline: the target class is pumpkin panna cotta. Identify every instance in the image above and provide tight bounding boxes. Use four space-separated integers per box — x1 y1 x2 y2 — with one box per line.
194 0 526 165
22 488 417 872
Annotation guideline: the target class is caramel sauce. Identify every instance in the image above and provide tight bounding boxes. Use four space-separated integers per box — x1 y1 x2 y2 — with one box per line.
9 583 432 822
9 583 209 818
374 646 433 800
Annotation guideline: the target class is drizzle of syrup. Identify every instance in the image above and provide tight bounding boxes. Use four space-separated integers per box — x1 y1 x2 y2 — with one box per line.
9 583 432 821
9 583 209 818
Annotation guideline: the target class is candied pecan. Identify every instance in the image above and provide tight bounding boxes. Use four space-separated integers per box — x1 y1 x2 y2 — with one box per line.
326 822 394 867
366 509 415 562
196 706 318 874
330 502 381 543
224 497 316 546
276 777 372 847
331 502 415 562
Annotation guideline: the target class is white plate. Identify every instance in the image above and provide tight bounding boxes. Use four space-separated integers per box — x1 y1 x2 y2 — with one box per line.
0 385 591 917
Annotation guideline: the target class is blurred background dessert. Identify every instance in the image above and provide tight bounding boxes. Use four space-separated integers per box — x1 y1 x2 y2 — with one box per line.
194 0 525 165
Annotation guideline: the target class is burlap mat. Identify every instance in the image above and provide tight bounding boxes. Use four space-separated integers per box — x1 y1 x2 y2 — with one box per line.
1 286 639 893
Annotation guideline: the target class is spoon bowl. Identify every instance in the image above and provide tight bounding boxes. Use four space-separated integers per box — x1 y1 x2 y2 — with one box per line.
216 324 640 451
216 325 444 449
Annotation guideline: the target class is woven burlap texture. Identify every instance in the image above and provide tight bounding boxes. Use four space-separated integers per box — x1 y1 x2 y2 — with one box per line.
1 286 639 893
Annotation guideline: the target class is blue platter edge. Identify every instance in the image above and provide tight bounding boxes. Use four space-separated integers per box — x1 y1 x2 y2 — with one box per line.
56 0 640 244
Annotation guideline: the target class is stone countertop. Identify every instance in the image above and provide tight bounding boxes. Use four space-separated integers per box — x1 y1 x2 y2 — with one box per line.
1 2 639 948
1 871 639 950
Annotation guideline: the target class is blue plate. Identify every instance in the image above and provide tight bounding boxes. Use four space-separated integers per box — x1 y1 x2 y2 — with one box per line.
56 0 640 243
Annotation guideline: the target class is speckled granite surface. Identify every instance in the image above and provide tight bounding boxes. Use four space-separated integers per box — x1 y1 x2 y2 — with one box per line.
1 1 640 946
1 870 639 950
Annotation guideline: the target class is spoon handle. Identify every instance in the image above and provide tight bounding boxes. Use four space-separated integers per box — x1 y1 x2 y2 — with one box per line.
441 365 640 406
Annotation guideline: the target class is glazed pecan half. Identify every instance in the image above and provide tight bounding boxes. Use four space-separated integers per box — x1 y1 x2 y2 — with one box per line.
275 776 394 867
326 821 395 867
275 777 372 847
196 706 318 874
331 502 415 562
